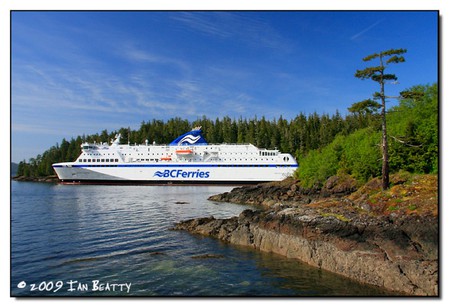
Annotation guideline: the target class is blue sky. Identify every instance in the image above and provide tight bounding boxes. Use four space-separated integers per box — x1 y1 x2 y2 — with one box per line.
11 11 438 163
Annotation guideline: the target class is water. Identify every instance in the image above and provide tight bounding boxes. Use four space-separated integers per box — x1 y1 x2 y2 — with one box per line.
11 181 397 297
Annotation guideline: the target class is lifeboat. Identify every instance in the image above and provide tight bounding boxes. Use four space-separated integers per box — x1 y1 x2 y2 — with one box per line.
175 149 193 155
160 157 172 161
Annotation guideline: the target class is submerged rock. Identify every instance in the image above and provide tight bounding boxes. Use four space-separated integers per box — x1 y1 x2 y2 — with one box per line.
191 254 225 259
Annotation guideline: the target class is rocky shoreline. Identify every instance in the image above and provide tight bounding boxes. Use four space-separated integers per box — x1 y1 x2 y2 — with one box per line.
12 175 59 183
173 175 438 296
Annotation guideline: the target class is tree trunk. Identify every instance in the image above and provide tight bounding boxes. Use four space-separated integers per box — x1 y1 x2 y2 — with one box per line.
380 53 389 190
381 106 389 190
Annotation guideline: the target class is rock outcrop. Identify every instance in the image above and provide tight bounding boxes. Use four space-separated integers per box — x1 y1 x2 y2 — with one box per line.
174 176 438 296
208 176 358 209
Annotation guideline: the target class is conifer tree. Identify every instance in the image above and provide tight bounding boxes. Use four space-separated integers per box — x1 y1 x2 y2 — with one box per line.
353 48 407 190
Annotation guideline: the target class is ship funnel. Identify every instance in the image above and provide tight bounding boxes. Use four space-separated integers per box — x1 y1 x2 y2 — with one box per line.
169 128 208 146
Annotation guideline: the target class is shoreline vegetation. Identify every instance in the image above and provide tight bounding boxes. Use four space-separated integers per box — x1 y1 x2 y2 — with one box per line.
12 174 59 183
173 172 438 296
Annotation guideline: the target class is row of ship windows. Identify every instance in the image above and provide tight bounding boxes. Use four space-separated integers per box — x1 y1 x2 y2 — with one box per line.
79 158 119 163
260 151 277 156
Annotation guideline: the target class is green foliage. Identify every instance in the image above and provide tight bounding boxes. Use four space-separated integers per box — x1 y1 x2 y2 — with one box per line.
294 148 337 188
296 83 437 188
341 128 382 182
348 99 381 114
296 128 381 188
320 212 351 222
387 84 438 174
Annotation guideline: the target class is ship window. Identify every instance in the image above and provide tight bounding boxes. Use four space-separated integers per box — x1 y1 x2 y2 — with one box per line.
106 159 110 162
88 159 91 162
79 159 82 162
101 159 105 162
115 159 119 162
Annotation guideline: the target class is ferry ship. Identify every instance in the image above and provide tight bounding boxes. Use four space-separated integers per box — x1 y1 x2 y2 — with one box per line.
52 127 298 184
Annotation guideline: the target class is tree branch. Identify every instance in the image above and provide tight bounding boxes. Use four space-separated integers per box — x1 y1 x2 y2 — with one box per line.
389 135 422 147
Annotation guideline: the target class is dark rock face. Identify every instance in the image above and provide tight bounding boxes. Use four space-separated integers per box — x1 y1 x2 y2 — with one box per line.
208 180 316 208
208 177 358 208
173 206 438 296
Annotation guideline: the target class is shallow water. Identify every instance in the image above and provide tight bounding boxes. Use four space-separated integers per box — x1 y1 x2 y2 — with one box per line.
11 181 397 296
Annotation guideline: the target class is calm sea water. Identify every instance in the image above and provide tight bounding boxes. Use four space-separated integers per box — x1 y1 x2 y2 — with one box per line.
11 181 397 297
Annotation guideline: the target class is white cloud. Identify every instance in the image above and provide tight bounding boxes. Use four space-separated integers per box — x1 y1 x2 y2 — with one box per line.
171 12 292 52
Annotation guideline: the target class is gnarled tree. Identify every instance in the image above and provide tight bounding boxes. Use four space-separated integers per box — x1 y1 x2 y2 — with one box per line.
353 48 407 190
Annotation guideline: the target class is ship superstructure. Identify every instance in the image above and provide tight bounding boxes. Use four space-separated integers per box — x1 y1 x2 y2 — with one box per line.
52 127 298 184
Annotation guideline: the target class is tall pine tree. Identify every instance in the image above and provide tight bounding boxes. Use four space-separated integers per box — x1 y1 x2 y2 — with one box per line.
353 48 407 190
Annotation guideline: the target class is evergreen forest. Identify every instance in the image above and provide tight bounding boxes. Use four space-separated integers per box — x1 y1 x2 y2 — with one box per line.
16 83 438 188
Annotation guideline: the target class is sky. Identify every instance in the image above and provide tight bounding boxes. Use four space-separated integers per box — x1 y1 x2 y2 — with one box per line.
10 10 438 163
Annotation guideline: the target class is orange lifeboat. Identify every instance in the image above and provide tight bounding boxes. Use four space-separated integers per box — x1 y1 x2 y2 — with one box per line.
160 157 172 161
176 149 193 155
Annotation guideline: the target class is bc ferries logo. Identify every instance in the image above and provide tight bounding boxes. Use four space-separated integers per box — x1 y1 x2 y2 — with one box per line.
178 134 201 145
154 169 210 179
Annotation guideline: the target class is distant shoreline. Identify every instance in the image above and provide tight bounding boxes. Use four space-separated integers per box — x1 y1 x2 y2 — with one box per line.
12 175 59 183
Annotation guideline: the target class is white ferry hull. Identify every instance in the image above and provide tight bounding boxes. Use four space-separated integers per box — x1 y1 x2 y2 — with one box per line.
53 163 297 184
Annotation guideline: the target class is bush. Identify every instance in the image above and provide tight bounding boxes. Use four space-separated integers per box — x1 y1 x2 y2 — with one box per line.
388 84 438 174
296 128 381 188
